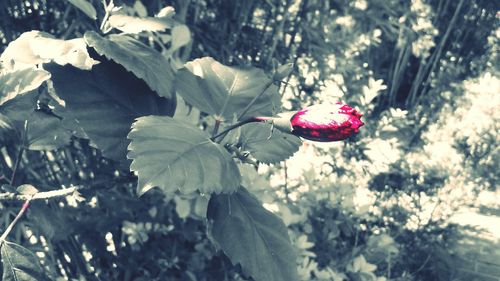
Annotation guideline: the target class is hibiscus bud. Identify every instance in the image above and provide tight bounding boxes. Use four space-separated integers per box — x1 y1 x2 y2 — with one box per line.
290 103 364 141
256 103 363 142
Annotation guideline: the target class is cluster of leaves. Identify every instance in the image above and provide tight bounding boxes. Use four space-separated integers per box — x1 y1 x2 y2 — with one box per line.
0 2 307 281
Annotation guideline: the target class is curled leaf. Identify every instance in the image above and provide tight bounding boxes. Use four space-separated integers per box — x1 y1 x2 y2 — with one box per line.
0 31 99 70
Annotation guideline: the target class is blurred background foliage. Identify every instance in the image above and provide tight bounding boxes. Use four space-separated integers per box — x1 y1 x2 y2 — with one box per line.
0 0 499 280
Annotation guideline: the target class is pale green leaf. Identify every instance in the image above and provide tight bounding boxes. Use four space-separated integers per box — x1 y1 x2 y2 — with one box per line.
174 195 191 219
67 0 97 20
133 0 148 17
156 6 175 18
45 58 175 162
175 57 281 120
0 68 50 105
173 96 200 125
85 32 175 99
128 116 241 195
108 14 175 33
168 24 191 55
207 187 299 281
238 123 302 164
16 184 38 196
1 241 49 281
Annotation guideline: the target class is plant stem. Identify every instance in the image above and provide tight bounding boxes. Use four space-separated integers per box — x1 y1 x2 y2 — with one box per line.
211 117 268 141
284 160 289 203
237 81 274 121
9 120 28 186
212 119 221 137
0 195 34 245
9 147 24 186
100 0 112 33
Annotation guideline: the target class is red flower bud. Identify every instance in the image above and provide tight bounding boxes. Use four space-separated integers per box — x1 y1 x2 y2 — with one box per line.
258 102 364 142
288 103 364 142
248 103 363 142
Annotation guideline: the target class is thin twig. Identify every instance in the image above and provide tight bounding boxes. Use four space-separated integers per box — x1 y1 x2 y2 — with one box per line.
9 120 28 185
0 186 82 201
0 195 34 245
212 119 222 138
9 146 24 186
237 81 275 121
99 0 112 33
284 160 289 203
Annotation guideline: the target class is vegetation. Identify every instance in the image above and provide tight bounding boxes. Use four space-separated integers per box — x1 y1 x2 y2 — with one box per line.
0 0 498 280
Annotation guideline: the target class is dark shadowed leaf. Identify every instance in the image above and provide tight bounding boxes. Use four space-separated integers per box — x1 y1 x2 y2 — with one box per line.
0 241 49 281
85 31 175 99
207 187 299 281
45 59 175 163
175 57 281 120
26 111 72 150
128 116 241 195
0 92 71 150
237 123 302 164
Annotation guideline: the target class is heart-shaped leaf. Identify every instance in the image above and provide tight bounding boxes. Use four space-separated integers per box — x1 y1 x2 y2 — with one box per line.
175 57 281 120
85 31 175 99
128 116 241 195
207 187 299 281
0 241 50 281
237 123 302 164
45 58 175 162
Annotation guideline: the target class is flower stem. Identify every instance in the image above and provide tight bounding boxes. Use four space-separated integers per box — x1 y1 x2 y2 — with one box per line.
211 117 270 141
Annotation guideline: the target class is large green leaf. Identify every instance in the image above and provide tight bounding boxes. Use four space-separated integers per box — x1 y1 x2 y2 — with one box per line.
175 57 281 120
128 116 241 195
237 123 302 164
0 68 50 105
0 241 49 281
45 59 175 162
207 187 299 281
84 31 175 99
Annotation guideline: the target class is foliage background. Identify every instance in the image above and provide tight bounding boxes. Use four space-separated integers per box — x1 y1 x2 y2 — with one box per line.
0 0 498 280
